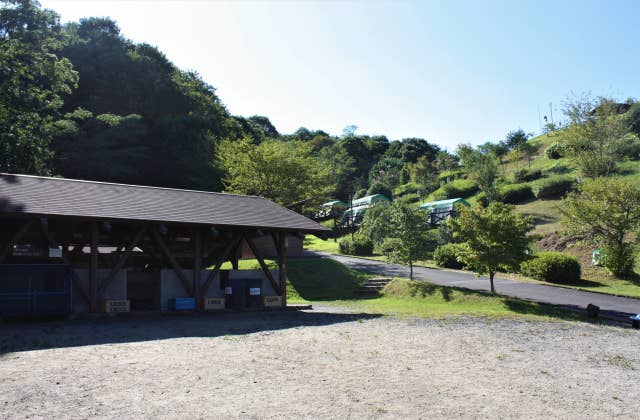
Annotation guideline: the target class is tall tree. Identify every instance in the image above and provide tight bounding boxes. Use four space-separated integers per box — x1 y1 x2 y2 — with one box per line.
448 203 534 293
0 0 78 174
217 137 334 207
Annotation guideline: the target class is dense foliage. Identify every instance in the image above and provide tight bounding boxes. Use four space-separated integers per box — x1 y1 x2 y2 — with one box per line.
338 236 374 256
520 252 581 284
433 243 466 269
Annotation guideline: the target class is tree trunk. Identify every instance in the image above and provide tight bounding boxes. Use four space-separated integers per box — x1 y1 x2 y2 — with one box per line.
489 271 496 294
409 261 413 280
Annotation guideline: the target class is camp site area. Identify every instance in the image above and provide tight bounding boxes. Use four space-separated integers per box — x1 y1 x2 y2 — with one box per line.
0 307 639 418
1 174 640 418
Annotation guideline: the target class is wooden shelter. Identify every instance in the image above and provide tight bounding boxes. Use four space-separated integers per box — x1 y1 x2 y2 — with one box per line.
0 174 329 315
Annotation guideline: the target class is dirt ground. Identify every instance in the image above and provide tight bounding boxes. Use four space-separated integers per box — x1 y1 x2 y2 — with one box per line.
1 307 639 419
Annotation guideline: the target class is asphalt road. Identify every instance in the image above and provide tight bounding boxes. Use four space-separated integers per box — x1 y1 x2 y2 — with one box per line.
312 252 640 320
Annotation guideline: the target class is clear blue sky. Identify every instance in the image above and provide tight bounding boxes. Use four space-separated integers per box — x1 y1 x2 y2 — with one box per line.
41 0 640 150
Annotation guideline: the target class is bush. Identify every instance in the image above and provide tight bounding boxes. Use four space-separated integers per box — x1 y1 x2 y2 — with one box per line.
545 142 565 159
437 170 464 182
475 191 490 207
434 243 466 269
432 179 479 200
367 181 393 201
339 236 374 256
514 168 542 183
500 184 534 204
601 244 635 277
520 252 581 283
532 177 575 199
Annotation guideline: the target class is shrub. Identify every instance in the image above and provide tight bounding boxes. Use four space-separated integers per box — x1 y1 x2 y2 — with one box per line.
500 184 534 204
437 170 463 182
432 179 479 200
434 243 466 269
520 252 581 283
532 177 575 199
475 191 490 207
339 236 374 256
545 142 565 159
367 181 393 201
601 244 635 277
514 168 542 183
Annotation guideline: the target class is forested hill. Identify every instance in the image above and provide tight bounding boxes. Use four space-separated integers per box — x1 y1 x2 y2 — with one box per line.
0 1 450 199
3 1 640 213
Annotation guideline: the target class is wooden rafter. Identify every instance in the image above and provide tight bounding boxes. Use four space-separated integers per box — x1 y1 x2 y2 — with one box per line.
151 228 194 296
97 225 147 297
245 235 281 295
200 232 244 297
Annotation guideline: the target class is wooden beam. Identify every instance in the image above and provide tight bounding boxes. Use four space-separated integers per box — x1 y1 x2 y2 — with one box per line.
278 232 288 308
245 235 280 295
0 220 34 264
97 225 147 297
193 228 202 300
200 232 244 297
39 223 90 304
90 223 99 312
151 228 193 296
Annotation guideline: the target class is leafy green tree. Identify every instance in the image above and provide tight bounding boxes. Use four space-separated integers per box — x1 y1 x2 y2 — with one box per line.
361 201 436 279
562 96 631 178
464 151 500 203
0 0 78 174
505 129 529 150
217 137 334 207
448 203 534 293
384 137 440 164
559 177 640 277
368 155 404 187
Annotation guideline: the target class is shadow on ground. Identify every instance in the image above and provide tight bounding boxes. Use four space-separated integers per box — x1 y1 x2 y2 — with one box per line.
0 310 381 355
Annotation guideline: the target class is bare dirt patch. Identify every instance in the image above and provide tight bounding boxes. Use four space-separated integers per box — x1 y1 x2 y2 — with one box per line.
1 308 639 419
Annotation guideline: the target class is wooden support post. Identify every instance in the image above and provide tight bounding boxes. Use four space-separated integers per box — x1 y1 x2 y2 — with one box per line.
0 220 34 264
200 232 244 296
278 232 288 308
193 228 202 302
39 224 90 304
98 225 147 297
231 242 240 270
90 223 99 312
151 228 194 296
245 235 280 295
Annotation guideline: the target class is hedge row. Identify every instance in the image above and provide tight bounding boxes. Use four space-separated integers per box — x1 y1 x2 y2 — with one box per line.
339 236 374 256
520 252 581 283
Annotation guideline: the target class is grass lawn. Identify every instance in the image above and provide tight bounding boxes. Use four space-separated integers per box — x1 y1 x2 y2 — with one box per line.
285 258 583 321
304 235 341 253
331 278 581 321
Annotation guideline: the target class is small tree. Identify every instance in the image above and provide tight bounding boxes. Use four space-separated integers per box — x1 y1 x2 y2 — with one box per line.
559 177 640 277
448 203 534 293
464 151 499 203
361 202 436 279
562 96 630 178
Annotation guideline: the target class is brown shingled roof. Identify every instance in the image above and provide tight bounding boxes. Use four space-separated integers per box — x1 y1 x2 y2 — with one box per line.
0 174 329 234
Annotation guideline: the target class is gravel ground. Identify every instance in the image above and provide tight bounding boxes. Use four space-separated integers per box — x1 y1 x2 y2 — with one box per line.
1 307 639 419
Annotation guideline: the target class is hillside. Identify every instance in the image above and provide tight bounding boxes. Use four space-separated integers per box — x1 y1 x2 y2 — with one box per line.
389 128 640 288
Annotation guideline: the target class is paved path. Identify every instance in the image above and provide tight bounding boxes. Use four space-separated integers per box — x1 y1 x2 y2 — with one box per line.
312 252 640 320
